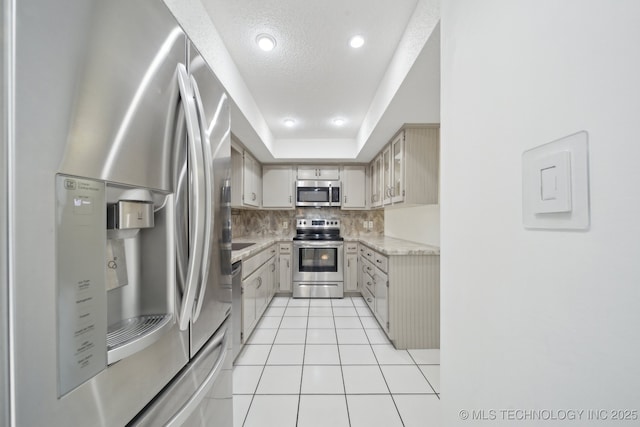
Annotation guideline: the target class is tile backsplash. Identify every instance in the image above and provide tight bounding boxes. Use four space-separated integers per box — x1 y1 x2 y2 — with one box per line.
231 208 384 239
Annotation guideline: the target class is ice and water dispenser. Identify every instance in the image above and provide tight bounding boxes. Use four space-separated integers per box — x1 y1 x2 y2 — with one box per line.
56 175 175 395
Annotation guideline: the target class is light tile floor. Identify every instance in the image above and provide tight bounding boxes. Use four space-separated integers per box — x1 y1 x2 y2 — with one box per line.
233 296 441 427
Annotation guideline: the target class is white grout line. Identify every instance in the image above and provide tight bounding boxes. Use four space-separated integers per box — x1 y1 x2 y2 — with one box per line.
234 296 440 426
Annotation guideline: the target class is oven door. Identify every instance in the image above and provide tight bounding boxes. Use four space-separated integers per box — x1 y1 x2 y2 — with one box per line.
293 240 344 283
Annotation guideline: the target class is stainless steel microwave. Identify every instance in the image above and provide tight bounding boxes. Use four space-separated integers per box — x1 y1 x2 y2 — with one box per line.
295 180 341 207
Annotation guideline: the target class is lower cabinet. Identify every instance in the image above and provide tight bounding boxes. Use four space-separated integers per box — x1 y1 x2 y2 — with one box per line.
242 271 258 342
374 268 388 333
278 243 292 292
241 244 277 343
344 242 359 292
359 242 440 349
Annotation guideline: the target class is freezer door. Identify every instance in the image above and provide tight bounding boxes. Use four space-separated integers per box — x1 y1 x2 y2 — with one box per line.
129 319 232 427
187 44 232 357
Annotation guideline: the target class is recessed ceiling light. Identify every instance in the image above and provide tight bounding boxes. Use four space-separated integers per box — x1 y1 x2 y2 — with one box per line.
256 34 276 51
333 118 345 126
283 118 295 127
349 35 365 49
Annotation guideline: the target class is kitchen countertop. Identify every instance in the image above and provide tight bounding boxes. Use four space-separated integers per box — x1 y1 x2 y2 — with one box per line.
232 235 439 263
350 236 440 256
231 236 292 263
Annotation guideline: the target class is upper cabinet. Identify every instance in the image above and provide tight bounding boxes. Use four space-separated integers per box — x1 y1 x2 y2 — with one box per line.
243 151 262 207
263 165 294 209
369 155 383 208
370 125 439 208
231 144 262 209
341 166 367 210
382 145 392 206
297 165 340 181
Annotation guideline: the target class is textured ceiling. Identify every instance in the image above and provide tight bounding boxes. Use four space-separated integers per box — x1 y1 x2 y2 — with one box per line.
202 0 420 139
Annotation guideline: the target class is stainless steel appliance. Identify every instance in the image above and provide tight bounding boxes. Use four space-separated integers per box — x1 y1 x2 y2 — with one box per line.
4 0 232 425
231 261 243 361
295 180 342 207
293 219 344 298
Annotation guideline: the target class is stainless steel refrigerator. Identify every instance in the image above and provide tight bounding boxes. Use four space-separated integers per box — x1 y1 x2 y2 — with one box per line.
3 0 232 425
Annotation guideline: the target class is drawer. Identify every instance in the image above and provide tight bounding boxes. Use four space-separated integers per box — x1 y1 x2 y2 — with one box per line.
364 270 375 297
345 242 358 253
361 257 375 279
278 243 292 254
362 246 375 263
362 286 375 312
374 252 388 273
243 245 277 279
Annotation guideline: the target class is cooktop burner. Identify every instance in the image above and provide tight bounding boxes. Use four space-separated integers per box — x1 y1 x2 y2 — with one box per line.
294 218 342 241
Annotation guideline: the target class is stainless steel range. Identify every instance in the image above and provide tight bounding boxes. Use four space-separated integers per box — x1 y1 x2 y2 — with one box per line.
292 219 344 298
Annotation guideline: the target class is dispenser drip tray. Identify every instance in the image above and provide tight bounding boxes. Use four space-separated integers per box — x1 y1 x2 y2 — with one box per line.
106 314 173 364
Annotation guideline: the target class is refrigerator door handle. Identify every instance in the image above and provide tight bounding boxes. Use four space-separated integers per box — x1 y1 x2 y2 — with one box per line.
164 327 229 427
176 64 206 331
190 76 214 323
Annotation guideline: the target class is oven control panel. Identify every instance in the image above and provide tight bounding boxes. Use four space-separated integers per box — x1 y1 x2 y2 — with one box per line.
296 218 340 229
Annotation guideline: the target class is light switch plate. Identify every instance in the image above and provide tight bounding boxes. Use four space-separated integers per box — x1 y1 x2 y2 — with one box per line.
522 131 590 230
531 150 572 213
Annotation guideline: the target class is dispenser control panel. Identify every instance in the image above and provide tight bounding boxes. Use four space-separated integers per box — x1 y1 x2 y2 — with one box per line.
56 174 108 396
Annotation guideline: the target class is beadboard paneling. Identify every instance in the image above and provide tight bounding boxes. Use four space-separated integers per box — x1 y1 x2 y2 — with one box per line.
388 254 440 349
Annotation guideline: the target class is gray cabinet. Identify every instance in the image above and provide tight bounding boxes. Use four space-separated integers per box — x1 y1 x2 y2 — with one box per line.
263 165 294 209
278 243 292 292
369 155 383 208
359 242 439 349
344 242 359 291
241 245 276 342
297 165 340 180
369 125 439 208
231 144 262 209
373 257 389 333
241 269 259 342
242 150 261 207
341 166 367 209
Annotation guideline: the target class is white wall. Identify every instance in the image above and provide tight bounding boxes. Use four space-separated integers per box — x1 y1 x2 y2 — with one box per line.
384 205 440 246
442 1 640 425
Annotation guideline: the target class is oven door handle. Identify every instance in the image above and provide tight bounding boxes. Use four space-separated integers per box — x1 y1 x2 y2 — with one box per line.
293 241 344 247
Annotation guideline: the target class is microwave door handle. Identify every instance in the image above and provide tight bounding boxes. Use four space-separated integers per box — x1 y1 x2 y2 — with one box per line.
329 185 332 207
190 76 214 323
176 64 206 331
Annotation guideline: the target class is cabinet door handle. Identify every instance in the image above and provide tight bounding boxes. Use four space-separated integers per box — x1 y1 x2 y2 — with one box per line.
289 195 292 203
347 259 350 268
271 264 276 272
251 192 256 201
287 259 289 268
344 195 347 203
256 277 262 288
